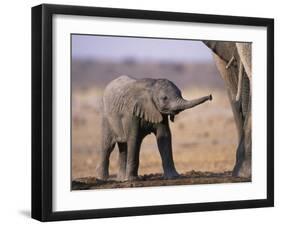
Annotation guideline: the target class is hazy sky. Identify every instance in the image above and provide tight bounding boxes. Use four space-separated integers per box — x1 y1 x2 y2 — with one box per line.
72 34 213 63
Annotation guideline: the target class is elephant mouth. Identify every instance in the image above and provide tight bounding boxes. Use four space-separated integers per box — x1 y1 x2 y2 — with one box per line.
160 110 178 115
159 110 177 122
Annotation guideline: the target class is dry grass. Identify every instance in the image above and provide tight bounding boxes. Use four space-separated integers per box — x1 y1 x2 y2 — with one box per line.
72 86 238 181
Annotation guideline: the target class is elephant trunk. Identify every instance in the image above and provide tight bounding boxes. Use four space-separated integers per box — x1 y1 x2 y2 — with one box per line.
173 95 212 111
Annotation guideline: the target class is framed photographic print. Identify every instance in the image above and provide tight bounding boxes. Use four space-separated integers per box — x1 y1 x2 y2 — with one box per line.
31 4 274 221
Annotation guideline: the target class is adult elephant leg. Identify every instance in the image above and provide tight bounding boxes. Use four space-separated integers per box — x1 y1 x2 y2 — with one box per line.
204 42 251 178
96 117 116 180
232 133 245 176
156 118 179 179
240 105 252 177
126 116 142 181
117 142 127 181
212 54 251 178
234 44 252 178
236 43 252 80
213 54 244 138
233 99 252 177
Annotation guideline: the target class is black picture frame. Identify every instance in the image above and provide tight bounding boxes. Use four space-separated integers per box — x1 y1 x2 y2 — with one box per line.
32 3 274 222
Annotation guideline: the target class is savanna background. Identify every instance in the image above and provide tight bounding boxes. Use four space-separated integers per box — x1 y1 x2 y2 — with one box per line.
71 35 243 189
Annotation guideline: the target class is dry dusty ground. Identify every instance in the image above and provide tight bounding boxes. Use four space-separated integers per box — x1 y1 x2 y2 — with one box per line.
72 87 250 190
72 171 250 190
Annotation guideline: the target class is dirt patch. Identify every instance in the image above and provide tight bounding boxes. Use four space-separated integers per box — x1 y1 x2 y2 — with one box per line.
72 171 250 190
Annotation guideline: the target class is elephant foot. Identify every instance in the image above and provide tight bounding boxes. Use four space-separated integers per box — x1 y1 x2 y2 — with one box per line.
125 175 140 181
232 159 251 178
116 173 126 182
96 166 109 181
164 170 180 179
96 173 109 181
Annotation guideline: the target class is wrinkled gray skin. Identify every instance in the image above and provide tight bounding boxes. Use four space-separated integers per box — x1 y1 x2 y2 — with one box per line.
203 41 252 178
96 75 212 181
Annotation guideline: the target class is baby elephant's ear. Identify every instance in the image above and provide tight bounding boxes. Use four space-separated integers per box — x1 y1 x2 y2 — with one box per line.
133 94 163 123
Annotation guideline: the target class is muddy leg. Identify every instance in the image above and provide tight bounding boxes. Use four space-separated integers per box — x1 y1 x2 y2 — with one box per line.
117 142 127 181
156 121 179 179
233 109 252 178
126 117 142 181
96 118 116 180
232 135 245 176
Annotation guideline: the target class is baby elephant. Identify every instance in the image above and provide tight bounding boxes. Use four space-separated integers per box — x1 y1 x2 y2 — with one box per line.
96 75 212 181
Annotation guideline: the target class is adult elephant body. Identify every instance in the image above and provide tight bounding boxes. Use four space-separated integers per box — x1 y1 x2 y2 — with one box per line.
204 41 252 178
97 75 212 181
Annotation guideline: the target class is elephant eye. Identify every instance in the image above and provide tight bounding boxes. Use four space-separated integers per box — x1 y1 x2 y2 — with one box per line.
162 96 168 101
